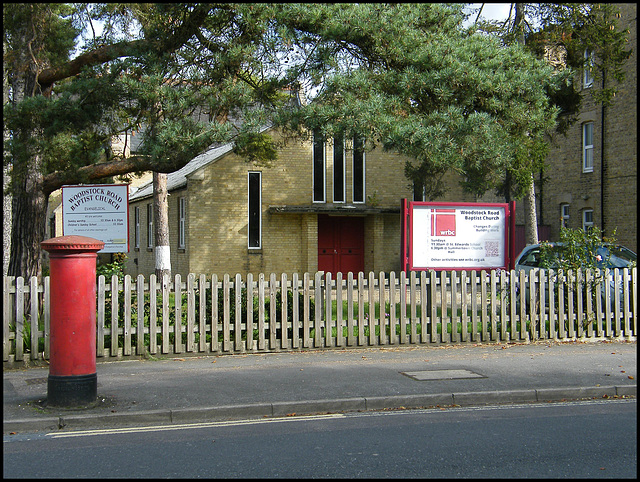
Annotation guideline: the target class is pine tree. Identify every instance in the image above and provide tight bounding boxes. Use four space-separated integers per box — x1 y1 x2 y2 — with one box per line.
3 3 289 278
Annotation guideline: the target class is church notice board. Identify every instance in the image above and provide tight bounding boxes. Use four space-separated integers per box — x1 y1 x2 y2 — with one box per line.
401 199 516 271
61 184 129 253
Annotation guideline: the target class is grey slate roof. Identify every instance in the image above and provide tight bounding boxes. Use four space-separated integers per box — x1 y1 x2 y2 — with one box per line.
128 122 274 201
129 142 235 201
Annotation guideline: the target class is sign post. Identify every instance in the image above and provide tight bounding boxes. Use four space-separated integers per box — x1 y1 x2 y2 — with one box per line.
61 184 129 253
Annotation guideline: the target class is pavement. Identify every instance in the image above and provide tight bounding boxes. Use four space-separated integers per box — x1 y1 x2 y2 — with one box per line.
3 340 636 435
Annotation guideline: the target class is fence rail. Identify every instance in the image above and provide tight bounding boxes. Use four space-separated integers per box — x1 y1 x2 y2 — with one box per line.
3 268 637 365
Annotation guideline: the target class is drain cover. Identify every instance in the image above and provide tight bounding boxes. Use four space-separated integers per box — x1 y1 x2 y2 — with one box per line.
402 369 485 381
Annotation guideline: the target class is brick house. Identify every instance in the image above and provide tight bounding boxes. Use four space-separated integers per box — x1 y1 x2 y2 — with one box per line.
124 126 484 278
537 3 637 252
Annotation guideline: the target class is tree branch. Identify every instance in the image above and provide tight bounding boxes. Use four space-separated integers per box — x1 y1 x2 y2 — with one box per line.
37 39 148 88
43 155 164 195
36 3 214 88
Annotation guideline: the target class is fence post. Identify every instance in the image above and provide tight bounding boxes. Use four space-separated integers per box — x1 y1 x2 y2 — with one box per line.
137 274 146 355
198 274 207 352
269 273 277 350
347 272 355 346
291 273 298 349
123 275 132 355
460 271 467 343
388 272 397 345
149 274 158 355
187 273 196 352
368 272 376 346
315 272 323 348
3 276 14 362
336 272 344 347
399 271 407 344
303 273 311 348
280 273 288 350
246 273 254 351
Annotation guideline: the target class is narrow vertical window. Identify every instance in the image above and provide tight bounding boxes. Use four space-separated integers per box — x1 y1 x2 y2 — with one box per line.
49 215 56 239
582 209 594 233
147 203 153 248
134 206 140 249
333 133 345 203
313 129 325 202
248 172 261 249
178 197 186 249
560 203 570 229
413 179 426 202
583 122 593 172
583 50 594 88
353 136 365 203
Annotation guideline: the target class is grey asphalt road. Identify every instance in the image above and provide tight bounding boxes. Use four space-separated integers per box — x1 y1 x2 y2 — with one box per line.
3 398 636 478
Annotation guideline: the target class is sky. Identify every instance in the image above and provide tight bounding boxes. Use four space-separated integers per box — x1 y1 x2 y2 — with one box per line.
464 3 512 25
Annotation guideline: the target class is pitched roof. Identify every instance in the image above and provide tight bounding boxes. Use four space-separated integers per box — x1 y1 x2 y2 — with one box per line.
129 125 272 201
128 142 234 201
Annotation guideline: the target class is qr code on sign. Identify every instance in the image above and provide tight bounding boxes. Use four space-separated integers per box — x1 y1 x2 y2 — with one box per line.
485 241 499 257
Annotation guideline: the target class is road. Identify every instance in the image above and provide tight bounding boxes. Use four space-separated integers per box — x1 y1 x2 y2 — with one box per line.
4 399 636 478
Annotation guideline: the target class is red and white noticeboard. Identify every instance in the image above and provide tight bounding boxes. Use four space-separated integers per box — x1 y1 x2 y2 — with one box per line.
61 184 129 253
401 200 516 271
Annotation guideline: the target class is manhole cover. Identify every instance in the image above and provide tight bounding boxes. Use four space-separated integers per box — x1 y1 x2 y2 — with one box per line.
402 369 485 381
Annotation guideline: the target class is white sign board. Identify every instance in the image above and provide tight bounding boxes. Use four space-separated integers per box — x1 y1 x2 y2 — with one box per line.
411 204 507 269
62 184 129 253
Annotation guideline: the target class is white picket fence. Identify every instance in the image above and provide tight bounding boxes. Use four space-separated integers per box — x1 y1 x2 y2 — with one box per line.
3 268 637 365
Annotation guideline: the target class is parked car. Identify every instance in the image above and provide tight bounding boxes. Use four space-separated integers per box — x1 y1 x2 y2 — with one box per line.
513 243 637 312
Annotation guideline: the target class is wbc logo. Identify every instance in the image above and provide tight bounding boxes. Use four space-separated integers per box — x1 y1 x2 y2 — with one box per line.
431 209 456 236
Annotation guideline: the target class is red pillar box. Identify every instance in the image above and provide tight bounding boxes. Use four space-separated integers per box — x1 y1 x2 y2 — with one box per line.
41 235 105 406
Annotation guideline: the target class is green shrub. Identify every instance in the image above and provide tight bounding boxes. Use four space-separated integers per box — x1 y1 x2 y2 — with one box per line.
96 253 127 281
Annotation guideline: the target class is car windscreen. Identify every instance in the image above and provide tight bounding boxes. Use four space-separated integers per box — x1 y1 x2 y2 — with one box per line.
593 246 636 269
604 246 637 268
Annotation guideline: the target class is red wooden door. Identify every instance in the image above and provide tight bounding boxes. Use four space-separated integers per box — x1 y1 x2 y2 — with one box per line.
318 215 364 275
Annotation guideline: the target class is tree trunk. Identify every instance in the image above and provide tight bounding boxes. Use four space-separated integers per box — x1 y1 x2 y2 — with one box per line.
7 48 47 279
8 170 47 279
523 176 539 245
515 3 539 246
3 41 11 276
153 172 171 282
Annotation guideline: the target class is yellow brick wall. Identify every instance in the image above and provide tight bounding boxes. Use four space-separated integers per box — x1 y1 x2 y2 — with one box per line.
125 186 190 278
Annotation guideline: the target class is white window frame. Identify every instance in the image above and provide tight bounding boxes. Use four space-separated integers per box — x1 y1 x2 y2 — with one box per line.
583 49 594 88
313 130 326 203
178 197 186 249
582 122 594 173
582 209 594 233
248 171 262 249
352 136 366 203
560 203 570 229
134 206 140 249
147 203 153 248
333 135 346 203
